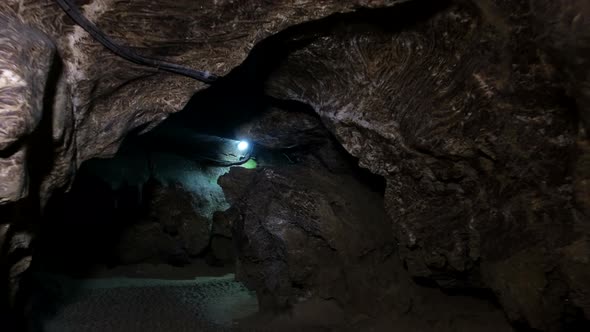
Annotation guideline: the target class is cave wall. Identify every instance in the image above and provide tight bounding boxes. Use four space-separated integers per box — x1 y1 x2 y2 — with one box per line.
265 0 590 329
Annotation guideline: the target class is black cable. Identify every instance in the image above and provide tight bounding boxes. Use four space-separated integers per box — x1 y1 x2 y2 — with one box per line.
195 149 253 166
54 0 219 83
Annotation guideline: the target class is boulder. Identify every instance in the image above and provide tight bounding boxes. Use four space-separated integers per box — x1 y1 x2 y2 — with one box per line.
219 162 395 312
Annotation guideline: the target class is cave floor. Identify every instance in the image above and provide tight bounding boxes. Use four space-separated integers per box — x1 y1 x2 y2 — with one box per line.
35 271 259 332
28 260 519 332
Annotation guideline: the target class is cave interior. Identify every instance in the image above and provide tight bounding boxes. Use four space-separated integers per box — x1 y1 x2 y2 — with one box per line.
0 0 589 331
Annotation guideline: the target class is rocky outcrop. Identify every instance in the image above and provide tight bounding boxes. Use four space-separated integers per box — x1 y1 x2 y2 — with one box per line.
264 0 589 329
0 14 70 205
218 132 516 331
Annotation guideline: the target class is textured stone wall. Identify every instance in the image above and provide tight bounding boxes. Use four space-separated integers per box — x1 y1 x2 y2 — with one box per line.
265 0 589 329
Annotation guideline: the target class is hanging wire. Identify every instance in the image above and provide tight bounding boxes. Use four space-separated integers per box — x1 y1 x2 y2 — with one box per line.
54 0 219 83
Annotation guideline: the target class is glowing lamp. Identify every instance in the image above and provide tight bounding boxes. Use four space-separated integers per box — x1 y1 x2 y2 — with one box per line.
237 141 249 152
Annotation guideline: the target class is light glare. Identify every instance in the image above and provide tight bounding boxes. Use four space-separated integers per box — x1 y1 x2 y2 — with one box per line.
237 141 249 151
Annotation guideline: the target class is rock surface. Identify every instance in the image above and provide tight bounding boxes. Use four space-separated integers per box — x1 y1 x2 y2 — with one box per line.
264 0 590 329
220 163 393 311
219 139 515 331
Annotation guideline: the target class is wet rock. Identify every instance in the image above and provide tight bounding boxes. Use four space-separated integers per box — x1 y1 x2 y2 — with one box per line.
219 147 516 331
112 181 211 264
559 239 590 321
0 14 60 204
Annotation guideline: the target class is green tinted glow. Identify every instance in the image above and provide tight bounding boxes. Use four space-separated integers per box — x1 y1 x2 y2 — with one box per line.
241 159 257 169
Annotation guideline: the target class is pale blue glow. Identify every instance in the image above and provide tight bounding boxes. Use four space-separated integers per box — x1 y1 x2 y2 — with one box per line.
237 141 249 151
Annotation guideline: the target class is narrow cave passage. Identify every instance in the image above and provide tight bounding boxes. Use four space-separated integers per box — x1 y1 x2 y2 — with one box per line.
27 67 391 331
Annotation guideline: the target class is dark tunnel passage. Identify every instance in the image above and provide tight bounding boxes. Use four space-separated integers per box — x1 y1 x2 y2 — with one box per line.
27 53 389 330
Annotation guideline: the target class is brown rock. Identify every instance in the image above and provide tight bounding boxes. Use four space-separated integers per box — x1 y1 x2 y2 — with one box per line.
0 14 57 204
263 0 589 327
219 162 394 311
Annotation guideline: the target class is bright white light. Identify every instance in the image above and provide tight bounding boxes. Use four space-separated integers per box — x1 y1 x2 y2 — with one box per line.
237 141 249 151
